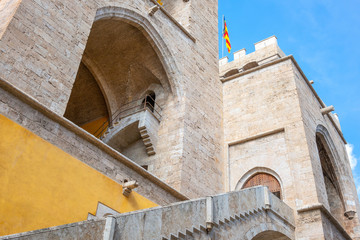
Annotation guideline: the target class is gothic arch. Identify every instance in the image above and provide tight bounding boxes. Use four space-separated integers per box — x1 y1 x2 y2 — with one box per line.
82 54 115 118
316 125 345 177
94 6 182 97
251 230 292 240
235 167 284 199
65 5 181 136
316 124 347 224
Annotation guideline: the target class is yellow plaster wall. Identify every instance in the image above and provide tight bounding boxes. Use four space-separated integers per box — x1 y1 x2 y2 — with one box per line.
81 116 108 138
0 114 158 236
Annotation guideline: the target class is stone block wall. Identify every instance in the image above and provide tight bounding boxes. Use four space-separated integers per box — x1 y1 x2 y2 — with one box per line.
0 82 185 206
220 37 360 239
0 0 223 198
0 220 106 240
221 55 317 207
292 61 360 238
1 187 295 240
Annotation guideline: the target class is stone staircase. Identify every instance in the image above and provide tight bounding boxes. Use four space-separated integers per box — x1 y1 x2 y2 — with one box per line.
1 187 295 240
161 207 266 240
101 109 160 156
139 125 156 156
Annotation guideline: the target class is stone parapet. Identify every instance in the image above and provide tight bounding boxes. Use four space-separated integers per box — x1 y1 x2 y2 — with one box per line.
219 35 286 78
0 187 295 240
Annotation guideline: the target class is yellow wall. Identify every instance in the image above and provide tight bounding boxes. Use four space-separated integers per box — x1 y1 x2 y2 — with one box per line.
81 116 108 138
0 114 158 236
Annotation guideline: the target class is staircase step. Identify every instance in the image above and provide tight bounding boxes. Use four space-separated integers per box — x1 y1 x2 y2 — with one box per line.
139 129 148 134
193 227 200 234
185 229 193 236
141 133 150 138
143 139 152 146
170 234 178 240
178 231 186 238
146 146 154 152
199 225 206 232
147 150 156 156
138 126 146 130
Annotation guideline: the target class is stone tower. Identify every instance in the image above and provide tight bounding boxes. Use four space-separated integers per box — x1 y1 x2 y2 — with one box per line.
220 36 360 239
0 0 223 199
1 1 360 239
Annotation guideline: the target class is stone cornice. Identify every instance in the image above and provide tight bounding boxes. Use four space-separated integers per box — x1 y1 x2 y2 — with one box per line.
0 78 189 202
228 128 285 147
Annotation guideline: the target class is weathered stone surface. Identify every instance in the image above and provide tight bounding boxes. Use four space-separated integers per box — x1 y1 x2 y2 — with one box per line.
0 0 223 199
0 187 295 240
1 1 360 239
220 39 360 239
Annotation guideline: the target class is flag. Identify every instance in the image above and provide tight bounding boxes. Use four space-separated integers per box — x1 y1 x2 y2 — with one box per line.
223 17 231 53
157 0 163 5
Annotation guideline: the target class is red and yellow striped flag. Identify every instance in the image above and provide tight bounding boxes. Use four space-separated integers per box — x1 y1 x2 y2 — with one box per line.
223 17 231 53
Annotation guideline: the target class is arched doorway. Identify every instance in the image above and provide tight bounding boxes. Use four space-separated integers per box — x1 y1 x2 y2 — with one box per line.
252 230 291 240
242 173 282 199
142 92 156 113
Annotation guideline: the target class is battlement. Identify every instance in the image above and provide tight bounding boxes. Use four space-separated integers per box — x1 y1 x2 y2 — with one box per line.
219 36 286 77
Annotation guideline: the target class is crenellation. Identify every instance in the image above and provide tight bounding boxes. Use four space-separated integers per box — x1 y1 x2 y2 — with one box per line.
220 35 286 77
0 1 359 239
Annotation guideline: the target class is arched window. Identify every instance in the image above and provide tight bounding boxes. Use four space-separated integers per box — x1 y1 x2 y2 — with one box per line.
242 173 281 199
142 92 156 112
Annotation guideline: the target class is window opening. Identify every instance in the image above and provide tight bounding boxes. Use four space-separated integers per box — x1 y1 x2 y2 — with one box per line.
142 92 156 112
242 173 281 199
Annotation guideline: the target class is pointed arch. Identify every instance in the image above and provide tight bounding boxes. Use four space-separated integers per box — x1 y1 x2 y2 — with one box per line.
94 6 182 97
316 124 346 225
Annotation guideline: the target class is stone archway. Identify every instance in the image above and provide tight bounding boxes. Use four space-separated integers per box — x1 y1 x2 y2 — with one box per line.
242 173 282 199
235 167 284 199
64 6 178 139
95 6 181 97
316 129 346 226
252 230 291 240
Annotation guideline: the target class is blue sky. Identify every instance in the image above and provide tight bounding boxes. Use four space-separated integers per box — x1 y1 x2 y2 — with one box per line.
218 0 360 197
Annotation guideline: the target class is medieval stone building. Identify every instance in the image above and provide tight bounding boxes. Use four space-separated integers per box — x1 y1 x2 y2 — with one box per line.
0 0 359 239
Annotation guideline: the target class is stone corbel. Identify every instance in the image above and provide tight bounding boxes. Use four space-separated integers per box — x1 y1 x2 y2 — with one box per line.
344 210 356 220
321 105 335 115
148 5 159 16
122 180 138 197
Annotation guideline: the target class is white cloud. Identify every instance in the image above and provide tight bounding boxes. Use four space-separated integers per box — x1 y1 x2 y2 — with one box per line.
346 143 358 170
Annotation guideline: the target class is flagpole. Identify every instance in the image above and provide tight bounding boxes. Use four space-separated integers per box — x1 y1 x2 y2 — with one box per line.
222 15 224 58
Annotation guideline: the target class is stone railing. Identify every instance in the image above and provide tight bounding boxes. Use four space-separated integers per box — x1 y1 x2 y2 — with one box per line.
1 186 295 240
